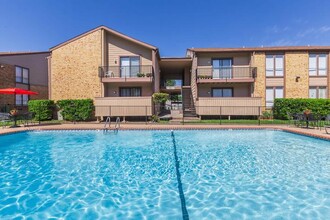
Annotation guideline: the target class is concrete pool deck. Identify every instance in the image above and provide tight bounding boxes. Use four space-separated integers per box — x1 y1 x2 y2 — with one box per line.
1 123 330 140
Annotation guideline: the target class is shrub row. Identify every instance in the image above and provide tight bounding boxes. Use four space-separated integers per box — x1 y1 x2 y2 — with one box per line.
28 100 55 121
57 99 94 121
273 98 330 119
28 99 94 121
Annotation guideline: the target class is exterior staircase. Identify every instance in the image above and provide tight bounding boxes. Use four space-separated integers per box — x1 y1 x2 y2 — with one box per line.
182 86 199 120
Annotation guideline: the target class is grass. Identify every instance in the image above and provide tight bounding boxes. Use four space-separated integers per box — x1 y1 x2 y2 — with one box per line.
0 119 62 128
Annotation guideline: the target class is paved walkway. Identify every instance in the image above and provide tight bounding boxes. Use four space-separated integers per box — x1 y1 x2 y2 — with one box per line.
1 122 329 140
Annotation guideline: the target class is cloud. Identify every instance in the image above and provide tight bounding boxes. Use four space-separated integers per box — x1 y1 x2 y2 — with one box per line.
266 25 290 34
268 39 300 46
297 26 330 37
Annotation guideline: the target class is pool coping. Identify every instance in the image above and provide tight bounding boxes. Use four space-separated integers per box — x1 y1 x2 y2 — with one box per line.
1 124 330 141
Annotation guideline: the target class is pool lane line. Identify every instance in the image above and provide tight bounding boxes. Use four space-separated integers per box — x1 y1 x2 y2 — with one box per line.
171 130 189 220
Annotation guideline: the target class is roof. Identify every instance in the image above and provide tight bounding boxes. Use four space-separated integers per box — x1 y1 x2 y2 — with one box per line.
0 51 50 56
188 46 330 53
50 25 158 51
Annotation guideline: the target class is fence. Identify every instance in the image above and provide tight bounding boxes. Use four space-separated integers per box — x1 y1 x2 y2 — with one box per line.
1 103 290 127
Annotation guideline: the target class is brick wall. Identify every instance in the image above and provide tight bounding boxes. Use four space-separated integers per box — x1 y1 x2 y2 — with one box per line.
50 30 102 101
0 64 15 105
285 52 309 98
252 52 266 106
29 85 48 100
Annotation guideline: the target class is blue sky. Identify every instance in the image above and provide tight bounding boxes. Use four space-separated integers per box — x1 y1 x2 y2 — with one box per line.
1 0 330 56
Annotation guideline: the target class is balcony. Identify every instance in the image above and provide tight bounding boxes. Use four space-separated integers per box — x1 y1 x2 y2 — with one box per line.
196 66 257 83
94 97 153 117
196 97 262 116
99 65 153 83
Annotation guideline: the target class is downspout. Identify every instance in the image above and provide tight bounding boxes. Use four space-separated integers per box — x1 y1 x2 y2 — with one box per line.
47 55 51 100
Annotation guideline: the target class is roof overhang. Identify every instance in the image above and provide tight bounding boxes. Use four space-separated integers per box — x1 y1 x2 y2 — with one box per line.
160 57 192 69
187 46 330 53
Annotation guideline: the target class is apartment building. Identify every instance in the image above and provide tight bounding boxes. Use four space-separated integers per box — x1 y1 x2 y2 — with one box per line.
0 52 50 109
49 26 330 119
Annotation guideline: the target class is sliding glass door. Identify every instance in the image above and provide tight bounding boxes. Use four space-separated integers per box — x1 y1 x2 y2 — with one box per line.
120 57 140 77
212 59 232 79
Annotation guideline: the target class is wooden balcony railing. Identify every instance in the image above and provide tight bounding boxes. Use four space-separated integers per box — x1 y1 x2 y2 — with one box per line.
94 97 153 117
196 66 257 82
196 97 262 116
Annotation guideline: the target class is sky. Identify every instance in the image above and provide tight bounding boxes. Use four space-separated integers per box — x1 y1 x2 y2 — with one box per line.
1 0 330 57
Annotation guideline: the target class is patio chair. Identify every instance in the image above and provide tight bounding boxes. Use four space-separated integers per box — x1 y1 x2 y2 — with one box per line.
293 113 305 127
0 112 12 128
22 112 35 127
323 114 330 134
306 114 319 129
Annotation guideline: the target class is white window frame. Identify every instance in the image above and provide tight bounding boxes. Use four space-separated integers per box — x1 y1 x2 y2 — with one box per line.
309 86 327 98
266 55 284 77
266 86 284 108
309 54 328 76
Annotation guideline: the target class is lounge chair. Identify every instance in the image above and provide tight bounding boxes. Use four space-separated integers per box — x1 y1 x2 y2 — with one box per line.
0 112 12 128
323 114 330 134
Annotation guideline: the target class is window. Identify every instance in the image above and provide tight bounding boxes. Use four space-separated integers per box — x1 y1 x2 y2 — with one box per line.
309 54 327 76
120 57 140 77
15 94 29 106
211 88 233 97
309 86 327 98
266 87 283 107
15 66 29 83
119 87 141 97
266 55 284 77
212 58 232 79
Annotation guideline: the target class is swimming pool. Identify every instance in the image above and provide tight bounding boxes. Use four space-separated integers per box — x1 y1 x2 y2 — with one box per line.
0 130 329 219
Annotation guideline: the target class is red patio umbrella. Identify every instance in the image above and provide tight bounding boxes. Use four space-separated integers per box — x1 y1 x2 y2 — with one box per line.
0 88 38 127
0 87 38 95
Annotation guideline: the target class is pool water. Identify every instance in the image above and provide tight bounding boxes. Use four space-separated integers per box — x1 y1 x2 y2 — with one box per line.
0 130 329 219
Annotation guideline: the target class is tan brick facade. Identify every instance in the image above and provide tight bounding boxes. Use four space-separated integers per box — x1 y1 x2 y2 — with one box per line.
50 30 102 101
0 64 15 105
285 52 309 98
252 52 266 105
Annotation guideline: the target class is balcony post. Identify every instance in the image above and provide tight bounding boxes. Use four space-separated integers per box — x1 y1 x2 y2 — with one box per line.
219 106 222 125
145 106 147 124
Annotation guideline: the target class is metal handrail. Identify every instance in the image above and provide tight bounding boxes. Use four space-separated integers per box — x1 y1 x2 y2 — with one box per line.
104 116 111 129
99 65 153 78
115 117 120 130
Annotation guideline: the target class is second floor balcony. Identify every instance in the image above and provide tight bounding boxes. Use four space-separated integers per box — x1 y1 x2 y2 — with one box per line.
99 65 153 83
196 66 257 83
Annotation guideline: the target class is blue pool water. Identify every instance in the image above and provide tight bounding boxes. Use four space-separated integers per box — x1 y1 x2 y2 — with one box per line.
0 130 329 219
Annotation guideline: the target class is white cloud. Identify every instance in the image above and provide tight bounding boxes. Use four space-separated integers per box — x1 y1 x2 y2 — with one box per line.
297 26 330 37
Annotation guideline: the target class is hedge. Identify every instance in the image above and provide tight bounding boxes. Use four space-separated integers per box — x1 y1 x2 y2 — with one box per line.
273 98 330 119
57 99 94 121
28 100 55 121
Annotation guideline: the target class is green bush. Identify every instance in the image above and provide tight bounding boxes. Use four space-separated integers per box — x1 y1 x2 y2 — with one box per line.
57 99 94 121
273 98 330 119
28 100 55 121
152 93 169 104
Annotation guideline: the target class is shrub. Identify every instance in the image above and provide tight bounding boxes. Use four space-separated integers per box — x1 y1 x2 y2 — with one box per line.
137 73 145 77
28 100 55 121
273 98 330 119
57 99 94 121
261 110 273 119
152 93 169 104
